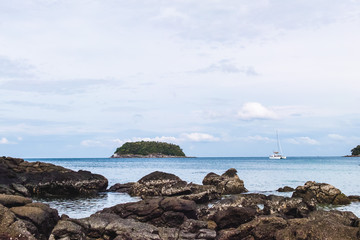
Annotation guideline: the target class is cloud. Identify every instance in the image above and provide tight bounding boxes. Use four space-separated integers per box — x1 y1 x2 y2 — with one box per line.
287 137 319 145
237 102 278 120
180 132 220 142
0 137 16 144
240 135 274 142
0 56 34 79
193 59 258 75
328 134 345 140
0 137 10 144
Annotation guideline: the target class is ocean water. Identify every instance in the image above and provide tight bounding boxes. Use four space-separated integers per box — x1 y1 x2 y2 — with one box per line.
26 156 360 219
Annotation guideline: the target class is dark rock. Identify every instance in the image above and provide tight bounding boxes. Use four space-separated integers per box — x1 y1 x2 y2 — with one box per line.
0 203 36 240
217 215 288 240
10 202 59 240
275 210 359 239
292 181 351 205
277 186 295 192
0 156 108 197
108 182 135 193
212 206 257 230
0 196 60 240
202 168 247 194
349 195 360 202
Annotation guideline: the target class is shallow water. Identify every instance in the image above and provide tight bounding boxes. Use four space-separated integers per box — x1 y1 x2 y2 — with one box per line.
27 156 360 218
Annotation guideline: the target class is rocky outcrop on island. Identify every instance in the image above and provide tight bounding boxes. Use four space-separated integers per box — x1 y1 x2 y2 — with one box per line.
0 156 108 197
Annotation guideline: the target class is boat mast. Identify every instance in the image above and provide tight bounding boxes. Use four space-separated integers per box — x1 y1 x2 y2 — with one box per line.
277 130 283 155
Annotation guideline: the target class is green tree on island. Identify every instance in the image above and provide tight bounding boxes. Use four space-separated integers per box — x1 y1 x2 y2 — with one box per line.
351 145 360 156
114 141 186 156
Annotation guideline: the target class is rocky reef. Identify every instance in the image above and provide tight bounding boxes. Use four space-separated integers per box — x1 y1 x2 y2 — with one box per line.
1 156 360 239
0 156 108 197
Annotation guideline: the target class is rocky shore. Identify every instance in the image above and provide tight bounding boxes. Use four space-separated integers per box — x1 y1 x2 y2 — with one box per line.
1 156 360 239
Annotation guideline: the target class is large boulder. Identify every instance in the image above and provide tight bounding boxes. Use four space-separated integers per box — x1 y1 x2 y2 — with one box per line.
124 171 221 203
0 156 108 197
202 168 247 194
292 181 351 205
100 196 197 228
0 194 60 240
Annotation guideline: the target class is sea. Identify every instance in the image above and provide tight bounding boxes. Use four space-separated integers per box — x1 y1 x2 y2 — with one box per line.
25 156 360 219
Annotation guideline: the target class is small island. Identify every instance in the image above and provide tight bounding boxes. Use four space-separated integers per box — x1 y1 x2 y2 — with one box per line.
344 145 360 157
111 141 187 158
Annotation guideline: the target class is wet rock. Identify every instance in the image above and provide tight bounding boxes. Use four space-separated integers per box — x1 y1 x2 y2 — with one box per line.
292 181 351 205
0 156 108 197
277 186 294 192
202 168 247 195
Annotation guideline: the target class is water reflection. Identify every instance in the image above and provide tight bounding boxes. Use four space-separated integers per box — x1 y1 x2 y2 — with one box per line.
34 192 140 219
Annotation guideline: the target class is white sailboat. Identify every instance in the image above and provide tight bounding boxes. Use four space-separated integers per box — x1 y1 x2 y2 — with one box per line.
269 131 286 159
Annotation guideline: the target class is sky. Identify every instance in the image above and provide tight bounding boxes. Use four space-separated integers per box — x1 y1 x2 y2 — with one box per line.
1 0 360 158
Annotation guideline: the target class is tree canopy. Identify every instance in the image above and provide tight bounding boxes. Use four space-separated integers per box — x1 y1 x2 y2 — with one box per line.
351 145 360 156
114 141 186 156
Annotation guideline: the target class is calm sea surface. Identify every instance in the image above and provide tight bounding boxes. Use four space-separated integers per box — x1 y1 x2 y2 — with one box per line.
26 156 360 218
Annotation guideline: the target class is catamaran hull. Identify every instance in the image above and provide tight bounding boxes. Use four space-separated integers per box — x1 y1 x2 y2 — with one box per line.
269 156 286 159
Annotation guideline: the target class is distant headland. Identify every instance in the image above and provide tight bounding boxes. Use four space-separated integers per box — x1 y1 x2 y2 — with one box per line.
111 141 187 158
344 145 360 157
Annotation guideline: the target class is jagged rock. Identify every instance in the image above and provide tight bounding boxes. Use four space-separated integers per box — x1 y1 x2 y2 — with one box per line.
202 168 247 195
292 181 351 205
264 195 315 218
217 209 360 240
277 186 294 192
0 156 108 197
50 199 215 240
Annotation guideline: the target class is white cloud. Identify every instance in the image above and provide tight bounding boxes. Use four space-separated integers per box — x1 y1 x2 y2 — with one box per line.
0 137 10 144
180 132 220 142
287 137 319 145
237 102 278 120
240 135 273 142
328 134 345 140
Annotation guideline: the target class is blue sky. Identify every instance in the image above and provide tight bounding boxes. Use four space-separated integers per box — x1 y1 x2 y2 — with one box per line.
1 0 360 157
